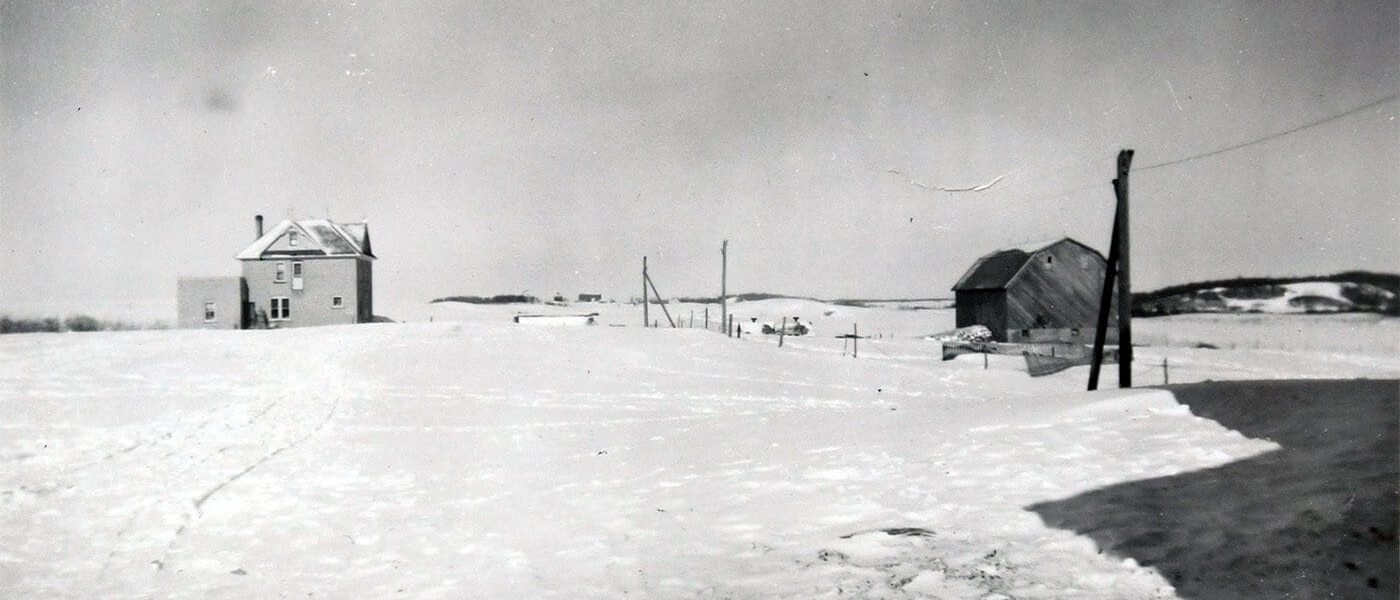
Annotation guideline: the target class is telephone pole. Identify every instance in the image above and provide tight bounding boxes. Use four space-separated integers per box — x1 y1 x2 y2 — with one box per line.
1089 149 1134 390
1116 150 1134 387
720 240 728 331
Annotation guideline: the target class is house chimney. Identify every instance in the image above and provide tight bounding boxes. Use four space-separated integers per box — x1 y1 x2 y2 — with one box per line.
255 214 264 239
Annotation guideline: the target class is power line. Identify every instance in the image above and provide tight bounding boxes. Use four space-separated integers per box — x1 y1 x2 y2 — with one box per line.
901 90 1394 223
1133 94 1399 173
984 93 1398 209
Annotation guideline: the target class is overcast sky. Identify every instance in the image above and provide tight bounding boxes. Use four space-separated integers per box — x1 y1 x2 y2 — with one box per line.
2 0 1396 316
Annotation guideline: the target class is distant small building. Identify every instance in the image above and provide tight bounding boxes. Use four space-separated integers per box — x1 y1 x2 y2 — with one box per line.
177 276 247 329
951 238 1116 344
577 293 603 302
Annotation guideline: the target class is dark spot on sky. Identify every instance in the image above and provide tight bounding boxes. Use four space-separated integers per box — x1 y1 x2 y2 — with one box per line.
204 88 238 112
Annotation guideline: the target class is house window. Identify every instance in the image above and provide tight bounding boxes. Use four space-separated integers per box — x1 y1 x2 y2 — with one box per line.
204 301 216 322
332 296 344 309
1045 255 1054 266
289 231 298 247
292 262 304 290
270 297 291 321
1080 255 1092 269
275 262 287 282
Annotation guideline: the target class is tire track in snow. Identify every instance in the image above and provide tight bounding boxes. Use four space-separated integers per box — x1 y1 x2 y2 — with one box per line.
154 396 342 572
93 399 285 581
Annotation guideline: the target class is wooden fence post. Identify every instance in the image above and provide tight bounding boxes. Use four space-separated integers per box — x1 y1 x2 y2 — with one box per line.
779 317 787 347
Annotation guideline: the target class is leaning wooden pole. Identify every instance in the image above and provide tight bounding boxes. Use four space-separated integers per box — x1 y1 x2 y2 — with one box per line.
1088 183 1123 390
643 256 650 328
1116 149 1134 388
646 274 677 328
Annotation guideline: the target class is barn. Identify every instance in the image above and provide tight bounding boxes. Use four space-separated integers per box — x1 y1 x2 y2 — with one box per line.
951 238 1117 344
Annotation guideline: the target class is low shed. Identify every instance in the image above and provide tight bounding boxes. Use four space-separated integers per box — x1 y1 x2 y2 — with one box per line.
177 276 247 329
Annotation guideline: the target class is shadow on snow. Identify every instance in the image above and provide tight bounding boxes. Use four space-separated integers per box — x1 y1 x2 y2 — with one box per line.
1028 379 1398 599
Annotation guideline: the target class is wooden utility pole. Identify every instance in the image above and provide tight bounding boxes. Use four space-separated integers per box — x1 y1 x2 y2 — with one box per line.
643 256 649 328
1088 149 1134 390
1116 150 1134 388
720 240 728 332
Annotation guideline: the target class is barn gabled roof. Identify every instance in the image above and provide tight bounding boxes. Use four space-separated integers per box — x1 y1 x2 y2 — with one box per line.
951 237 1102 291
236 219 375 260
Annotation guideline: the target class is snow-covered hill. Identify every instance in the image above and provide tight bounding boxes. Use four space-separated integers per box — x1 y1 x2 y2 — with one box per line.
1138 279 1398 316
1 314 1395 598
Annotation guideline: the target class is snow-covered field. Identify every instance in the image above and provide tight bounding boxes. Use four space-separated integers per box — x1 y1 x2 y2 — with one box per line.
1 301 1396 598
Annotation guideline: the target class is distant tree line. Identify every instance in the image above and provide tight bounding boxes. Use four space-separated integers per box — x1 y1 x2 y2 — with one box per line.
0 315 168 334
430 295 540 305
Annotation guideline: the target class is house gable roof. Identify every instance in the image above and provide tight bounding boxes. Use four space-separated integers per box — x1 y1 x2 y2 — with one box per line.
236 219 375 260
951 237 1102 291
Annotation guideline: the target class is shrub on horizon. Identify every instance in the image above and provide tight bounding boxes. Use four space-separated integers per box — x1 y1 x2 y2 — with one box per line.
64 315 101 332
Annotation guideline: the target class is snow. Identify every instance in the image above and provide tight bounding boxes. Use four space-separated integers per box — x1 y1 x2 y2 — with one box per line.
1 302 1396 598
1217 281 1353 313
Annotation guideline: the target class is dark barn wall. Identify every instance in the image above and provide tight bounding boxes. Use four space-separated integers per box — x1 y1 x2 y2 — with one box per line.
1005 241 1117 339
955 290 1008 340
